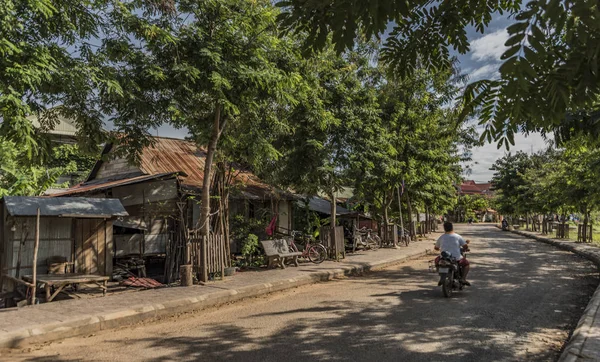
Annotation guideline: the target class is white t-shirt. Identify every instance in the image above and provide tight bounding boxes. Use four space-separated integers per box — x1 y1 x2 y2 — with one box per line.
435 233 467 260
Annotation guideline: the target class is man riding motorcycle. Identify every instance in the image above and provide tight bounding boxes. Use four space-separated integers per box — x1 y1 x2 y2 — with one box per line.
501 218 509 230
434 222 471 286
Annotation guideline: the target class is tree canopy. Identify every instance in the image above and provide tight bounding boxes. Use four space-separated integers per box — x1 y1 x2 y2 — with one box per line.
277 0 600 147
490 139 600 230
1 0 477 235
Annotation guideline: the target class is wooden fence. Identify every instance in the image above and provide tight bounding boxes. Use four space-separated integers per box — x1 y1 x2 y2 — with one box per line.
319 226 345 260
430 220 438 232
541 220 549 235
555 224 570 239
577 224 593 243
188 231 227 280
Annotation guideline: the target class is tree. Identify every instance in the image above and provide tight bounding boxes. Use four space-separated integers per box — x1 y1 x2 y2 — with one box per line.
271 40 381 234
0 138 93 196
277 0 600 146
352 65 471 235
100 0 302 240
489 151 534 218
1 0 113 158
456 195 489 222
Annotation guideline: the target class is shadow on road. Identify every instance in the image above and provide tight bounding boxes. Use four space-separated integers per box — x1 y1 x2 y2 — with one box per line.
22 226 599 362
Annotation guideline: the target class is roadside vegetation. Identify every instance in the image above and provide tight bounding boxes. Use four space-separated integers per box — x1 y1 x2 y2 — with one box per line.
489 136 600 243
2 0 600 232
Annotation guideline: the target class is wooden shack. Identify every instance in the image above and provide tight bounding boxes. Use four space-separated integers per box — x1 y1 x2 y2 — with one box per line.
0 197 128 292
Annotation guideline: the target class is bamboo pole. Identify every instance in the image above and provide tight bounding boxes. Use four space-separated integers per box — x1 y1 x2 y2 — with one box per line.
31 208 40 305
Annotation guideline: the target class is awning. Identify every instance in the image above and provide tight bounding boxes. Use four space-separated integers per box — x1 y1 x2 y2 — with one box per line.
113 217 147 230
297 197 351 216
2 196 128 218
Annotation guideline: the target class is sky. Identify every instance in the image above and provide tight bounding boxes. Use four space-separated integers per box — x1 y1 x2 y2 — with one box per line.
149 12 551 183
453 14 552 182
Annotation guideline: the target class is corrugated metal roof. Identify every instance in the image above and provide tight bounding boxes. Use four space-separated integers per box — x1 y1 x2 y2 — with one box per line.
122 137 285 198
298 197 351 216
139 138 206 188
78 136 291 199
137 137 273 191
50 172 181 197
2 197 128 217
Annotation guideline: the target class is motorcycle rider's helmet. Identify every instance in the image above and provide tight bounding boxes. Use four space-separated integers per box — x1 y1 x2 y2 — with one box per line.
441 250 452 259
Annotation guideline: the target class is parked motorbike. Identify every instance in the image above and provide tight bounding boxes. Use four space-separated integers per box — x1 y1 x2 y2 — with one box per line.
430 248 469 298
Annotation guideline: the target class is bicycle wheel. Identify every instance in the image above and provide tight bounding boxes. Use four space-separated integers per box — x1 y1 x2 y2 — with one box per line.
308 244 327 264
368 236 380 250
288 240 300 253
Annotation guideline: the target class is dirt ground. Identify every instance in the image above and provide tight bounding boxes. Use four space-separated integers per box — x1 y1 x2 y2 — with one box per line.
4 225 598 362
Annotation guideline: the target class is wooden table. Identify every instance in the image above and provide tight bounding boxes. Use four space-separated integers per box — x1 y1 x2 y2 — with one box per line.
22 274 109 302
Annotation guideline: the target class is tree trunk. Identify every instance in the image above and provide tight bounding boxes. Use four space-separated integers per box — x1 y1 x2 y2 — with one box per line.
425 205 431 234
542 214 547 234
330 191 338 261
397 186 404 238
406 193 415 240
383 202 389 246
589 212 593 243
414 206 420 237
383 190 395 246
199 104 224 282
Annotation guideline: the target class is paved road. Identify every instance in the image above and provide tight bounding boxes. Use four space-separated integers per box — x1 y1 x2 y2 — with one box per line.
9 225 599 361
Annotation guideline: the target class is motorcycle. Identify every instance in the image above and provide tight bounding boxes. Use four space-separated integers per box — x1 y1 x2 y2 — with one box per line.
431 247 469 298
501 220 509 231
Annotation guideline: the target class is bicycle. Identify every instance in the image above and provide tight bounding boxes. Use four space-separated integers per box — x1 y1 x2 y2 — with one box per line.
399 227 410 246
355 227 381 250
288 231 328 264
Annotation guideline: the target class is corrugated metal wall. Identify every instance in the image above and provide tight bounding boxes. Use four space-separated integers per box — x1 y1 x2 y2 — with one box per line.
5 217 73 277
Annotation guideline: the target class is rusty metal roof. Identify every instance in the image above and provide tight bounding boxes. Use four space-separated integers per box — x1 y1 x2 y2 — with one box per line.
138 137 206 188
135 137 284 198
50 172 181 197
75 136 293 199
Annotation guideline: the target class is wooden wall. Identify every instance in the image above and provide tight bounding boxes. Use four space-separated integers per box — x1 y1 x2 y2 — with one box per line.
74 219 113 276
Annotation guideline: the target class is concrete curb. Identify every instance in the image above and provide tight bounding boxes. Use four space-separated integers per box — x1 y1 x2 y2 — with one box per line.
0 249 429 349
501 226 600 361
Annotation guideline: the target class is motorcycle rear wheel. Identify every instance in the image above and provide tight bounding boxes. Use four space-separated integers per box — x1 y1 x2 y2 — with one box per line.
442 271 454 298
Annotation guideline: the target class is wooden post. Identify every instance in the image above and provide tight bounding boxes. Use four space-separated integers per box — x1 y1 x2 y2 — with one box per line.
330 192 338 261
31 208 40 305
180 264 193 286
15 222 29 279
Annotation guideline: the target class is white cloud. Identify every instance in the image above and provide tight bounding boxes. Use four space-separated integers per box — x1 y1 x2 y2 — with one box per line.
470 28 509 62
469 63 500 81
464 132 553 182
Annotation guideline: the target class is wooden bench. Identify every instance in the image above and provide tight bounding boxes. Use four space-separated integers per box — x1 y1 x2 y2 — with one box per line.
260 239 302 269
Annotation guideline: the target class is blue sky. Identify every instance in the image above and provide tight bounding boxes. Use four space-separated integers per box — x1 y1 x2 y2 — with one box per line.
453 14 552 182
148 13 551 183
